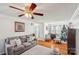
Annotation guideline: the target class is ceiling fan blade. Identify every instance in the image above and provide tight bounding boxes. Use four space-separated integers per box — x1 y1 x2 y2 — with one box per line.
18 14 25 17
9 6 24 12
33 12 44 16
29 3 37 12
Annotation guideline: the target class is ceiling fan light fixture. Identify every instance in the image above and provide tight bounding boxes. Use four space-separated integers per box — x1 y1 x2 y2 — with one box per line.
29 13 32 18
25 13 32 18
9 3 44 19
25 13 29 18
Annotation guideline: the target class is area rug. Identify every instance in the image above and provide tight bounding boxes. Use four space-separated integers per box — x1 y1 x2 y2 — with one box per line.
21 45 52 55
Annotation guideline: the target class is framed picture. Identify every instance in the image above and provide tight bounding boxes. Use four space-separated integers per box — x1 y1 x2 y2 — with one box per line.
15 21 25 32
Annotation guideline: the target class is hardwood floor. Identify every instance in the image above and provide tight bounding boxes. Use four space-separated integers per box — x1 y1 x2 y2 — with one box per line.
37 40 67 55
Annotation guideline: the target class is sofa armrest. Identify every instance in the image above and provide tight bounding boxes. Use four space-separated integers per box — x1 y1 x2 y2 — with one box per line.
5 44 13 55
5 44 14 55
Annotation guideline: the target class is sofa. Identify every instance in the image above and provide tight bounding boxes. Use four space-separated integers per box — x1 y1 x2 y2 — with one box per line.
5 35 37 55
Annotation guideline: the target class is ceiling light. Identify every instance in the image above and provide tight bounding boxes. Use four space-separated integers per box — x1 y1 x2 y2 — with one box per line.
29 13 32 18
25 13 29 18
25 13 32 18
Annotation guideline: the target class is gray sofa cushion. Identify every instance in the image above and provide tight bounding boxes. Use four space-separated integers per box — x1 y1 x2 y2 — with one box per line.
14 45 24 52
19 36 27 43
7 46 14 55
23 42 31 47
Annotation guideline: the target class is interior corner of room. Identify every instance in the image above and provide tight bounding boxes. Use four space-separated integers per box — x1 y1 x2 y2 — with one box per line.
0 3 79 55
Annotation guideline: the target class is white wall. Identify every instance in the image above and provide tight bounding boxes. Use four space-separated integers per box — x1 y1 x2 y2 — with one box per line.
76 29 79 54
38 23 44 40
0 14 36 54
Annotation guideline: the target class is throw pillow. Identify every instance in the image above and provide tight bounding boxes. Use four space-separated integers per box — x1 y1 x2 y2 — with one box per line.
10 39 16 46
16 39 22 46
30 36 35 41
19 36 27 43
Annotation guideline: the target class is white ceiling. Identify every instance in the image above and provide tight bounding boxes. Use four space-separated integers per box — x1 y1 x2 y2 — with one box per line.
0 3 79 23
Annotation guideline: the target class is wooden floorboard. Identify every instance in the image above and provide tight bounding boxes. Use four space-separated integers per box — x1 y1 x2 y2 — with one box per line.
37 40 67 55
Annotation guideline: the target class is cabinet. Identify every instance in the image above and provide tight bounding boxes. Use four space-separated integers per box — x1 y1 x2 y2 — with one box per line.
67 29 76 55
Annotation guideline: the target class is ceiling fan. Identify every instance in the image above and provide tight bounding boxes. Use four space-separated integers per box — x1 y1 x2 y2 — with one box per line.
9 3 44 19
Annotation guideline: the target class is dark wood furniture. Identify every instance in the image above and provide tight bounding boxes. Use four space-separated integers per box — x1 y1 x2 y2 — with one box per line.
67 28 76 55
50 34 56 39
